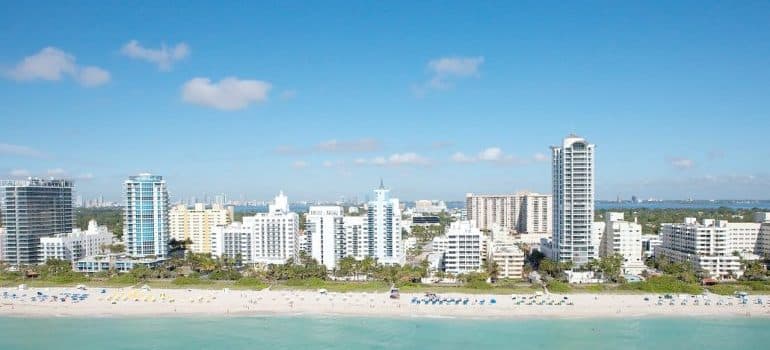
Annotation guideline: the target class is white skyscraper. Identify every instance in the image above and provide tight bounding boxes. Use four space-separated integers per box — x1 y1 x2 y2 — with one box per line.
305 206 345 269
364 180 404 265
124 173 169 258
551 135 595 265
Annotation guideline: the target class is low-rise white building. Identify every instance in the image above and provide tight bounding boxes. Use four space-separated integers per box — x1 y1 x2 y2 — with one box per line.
442 221 484 275
40 220 113 262
641 234 662 259
657 218 743 279
598 212 645 275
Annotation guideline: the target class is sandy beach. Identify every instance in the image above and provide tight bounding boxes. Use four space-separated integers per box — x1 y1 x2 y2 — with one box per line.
2 286 770 319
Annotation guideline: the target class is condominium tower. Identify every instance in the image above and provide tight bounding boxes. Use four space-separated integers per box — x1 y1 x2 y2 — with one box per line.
169 203 230 254
0 178 73 265
124 173 169 258
551 135 595 265
364 181 403 265
466 192 552 234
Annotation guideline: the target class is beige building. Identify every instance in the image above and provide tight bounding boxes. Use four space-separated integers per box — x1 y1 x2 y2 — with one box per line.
487 239 525 280
170 203 230 254
465 192 552 234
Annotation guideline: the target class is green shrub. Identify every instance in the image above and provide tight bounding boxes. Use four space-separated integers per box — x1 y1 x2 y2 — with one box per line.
619 276 702 294
234 277 267 290
547 280 571 293
172 276 212 286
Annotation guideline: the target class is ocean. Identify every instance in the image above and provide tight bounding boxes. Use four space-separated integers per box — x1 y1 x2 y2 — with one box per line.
0 316 768 349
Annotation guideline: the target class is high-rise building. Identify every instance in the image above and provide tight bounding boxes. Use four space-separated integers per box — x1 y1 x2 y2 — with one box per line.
551 134 596 265
465 192 552 234
123 173 169 258
169 203 230 254
442 221 484 275
211 192 298 265
305 206 345 269
40 219 113 262
598 212 645 274
1 178 74 265
364 181 403 265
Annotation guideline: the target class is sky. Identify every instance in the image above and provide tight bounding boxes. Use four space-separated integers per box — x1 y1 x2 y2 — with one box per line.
1 1 769 202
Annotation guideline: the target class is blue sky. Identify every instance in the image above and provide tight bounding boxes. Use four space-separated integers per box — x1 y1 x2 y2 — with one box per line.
1 1 769 202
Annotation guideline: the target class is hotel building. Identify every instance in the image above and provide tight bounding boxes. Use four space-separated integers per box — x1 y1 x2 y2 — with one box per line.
40 219 113 262
211 192 298 265
364 181 404 265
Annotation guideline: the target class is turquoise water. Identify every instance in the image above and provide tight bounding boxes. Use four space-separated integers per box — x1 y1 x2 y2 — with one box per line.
1 316 768 349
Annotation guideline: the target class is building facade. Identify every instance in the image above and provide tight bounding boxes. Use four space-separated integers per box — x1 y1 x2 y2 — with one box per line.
551 135 595 265
123 173 169 258
1 178 73 265
657 218 743 279
488 240 525 279
40 219 112 262
598 212 645 275
443 221 484 275
305 206 345 269
169 203 230 254
211 192 298 265
364 181 403 265
465 192 552 234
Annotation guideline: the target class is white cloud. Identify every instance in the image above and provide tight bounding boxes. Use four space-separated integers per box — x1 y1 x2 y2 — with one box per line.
120 40 189 70
322 160 345 168
4 47 110 87
0 143 46 158
354 153 429 166
450 152 476 163
47 168 66 176
77 173 94 180
292 160 309 169
279 90 297 100
316 139 380 153
532 153 549 162
181 77 271 110
415 56 484 95
9 169 30 178
76 66 111 87
478 147 503 161
450 147 536 165
668 157 695 170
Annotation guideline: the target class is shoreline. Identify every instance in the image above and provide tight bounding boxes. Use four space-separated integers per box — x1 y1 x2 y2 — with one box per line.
2 286 770 320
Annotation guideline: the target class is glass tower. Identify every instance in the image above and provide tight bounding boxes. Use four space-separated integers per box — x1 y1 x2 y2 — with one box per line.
1 178 73 265
124 173 169 258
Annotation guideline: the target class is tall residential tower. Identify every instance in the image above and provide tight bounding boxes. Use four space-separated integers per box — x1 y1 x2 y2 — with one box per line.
551 135 595 266
1 178 73 265
124 173 169 258
364 180 403 265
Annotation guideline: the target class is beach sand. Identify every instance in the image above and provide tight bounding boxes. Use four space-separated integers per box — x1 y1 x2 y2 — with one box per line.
1 286 768 319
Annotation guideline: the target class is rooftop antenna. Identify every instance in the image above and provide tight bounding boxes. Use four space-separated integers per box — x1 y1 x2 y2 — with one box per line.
379 178 385 189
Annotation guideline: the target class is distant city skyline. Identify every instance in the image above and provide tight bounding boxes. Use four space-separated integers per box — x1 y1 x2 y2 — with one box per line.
2 3 770 201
